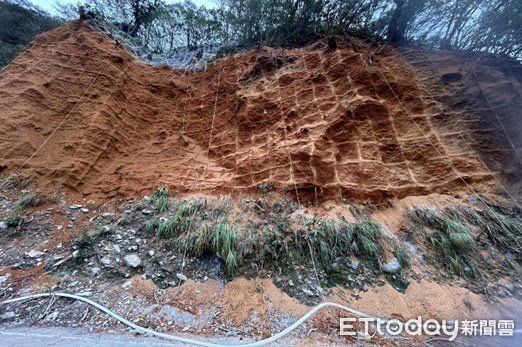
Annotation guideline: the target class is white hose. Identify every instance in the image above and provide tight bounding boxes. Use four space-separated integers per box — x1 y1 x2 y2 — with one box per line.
1 292 376 346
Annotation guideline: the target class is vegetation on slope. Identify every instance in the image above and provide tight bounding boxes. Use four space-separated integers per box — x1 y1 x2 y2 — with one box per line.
0 0 59 68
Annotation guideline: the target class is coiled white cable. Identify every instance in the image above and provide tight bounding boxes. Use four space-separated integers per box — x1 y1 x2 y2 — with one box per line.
1 292 376 346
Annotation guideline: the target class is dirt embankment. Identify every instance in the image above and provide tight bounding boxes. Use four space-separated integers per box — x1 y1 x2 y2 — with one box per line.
1 21 519 203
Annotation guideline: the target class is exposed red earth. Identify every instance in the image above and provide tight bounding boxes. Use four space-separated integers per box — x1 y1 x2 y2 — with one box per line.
2 21 518 203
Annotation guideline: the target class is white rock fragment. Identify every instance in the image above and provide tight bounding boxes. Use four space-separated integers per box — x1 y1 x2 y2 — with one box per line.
0 312 15 320
0 222 7 230
0 273 11 285
26 250 44 258
382 257 401 273
124 254 142 268
176 273 188 282
81 208 89 213
302 288 314 296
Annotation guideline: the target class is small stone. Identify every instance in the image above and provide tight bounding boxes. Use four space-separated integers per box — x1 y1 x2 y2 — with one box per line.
91 267 100 275
0 222 7 230
46 311 59 321
69 204 83 210
288 280 294 287
113 244 121 253
124 254 142 268
0 273 11 285
142 209 153 215
102 212 114 218
203 276 208 281
122 280 133 288
176 273 188 282
382 257 401 273
81 208 89 213
302 288 314 296
100 257 111 266
26 250 44 258
350 260 359 270
0 311 15 320
148 250 155 257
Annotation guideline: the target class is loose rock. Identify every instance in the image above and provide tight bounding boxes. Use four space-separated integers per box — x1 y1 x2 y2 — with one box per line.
382 257 401 273
124 254 142 268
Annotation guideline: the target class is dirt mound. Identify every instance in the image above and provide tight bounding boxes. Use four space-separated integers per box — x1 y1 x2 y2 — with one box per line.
1 21 513 201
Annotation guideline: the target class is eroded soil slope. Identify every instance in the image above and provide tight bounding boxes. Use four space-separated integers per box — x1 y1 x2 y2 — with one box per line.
1 21 515 201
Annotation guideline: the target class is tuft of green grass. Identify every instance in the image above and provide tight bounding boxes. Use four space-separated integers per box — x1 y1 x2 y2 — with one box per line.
5 214 23 228
75 232 94 263
258 182 274 195
393 243 411 268
174 223 213 257
157 217 176 239
406 207 479 278
16 193 41 209
155 186 169 198
153 186 170 213
352 220 382 259
210 219 243 277
146 219 159 232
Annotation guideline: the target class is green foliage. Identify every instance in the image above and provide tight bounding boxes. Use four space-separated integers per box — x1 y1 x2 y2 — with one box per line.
146 219 159 232
406 207 480 278
257 182 274 195
153 186 170 213
75 232 94 262
5 214 23 228
16 193 41 209
211 219 242 277
0 1 60 68
393 243 411 268
152 195 387 280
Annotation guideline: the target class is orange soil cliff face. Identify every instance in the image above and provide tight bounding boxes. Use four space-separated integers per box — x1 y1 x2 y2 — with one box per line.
0 21 507 201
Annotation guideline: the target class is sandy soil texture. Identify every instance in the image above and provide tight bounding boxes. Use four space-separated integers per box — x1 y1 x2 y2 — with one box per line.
2 21 517 203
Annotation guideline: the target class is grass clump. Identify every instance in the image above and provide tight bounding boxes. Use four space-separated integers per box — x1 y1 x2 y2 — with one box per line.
257 182 274 195
153 186 170 213
5 214 23 228
211 219 242 277
146 219 159 232
175 223 213 257
406 207 479 278
75 232 94 263
16 193 41 209
453 207 522 263
393 242 411 268
157 203 195 239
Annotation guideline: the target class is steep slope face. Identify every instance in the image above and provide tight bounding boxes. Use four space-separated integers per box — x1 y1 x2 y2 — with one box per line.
0 21 505 201
397 47 522 198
